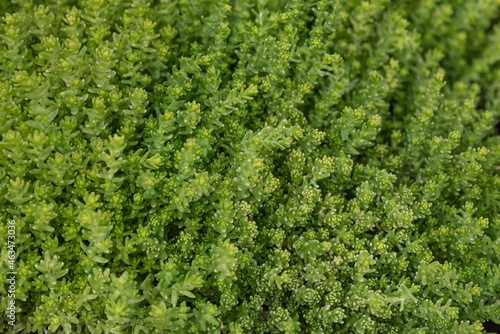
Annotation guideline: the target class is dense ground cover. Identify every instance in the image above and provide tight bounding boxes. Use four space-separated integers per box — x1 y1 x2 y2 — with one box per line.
0 0 499 333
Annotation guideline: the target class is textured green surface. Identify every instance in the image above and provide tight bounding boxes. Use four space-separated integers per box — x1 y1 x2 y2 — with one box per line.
0 0 499 333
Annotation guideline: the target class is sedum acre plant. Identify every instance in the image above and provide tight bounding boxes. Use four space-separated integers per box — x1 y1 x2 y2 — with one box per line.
0 0 499 333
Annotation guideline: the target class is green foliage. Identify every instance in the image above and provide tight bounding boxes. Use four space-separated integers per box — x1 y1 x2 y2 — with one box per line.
0 0 499 333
